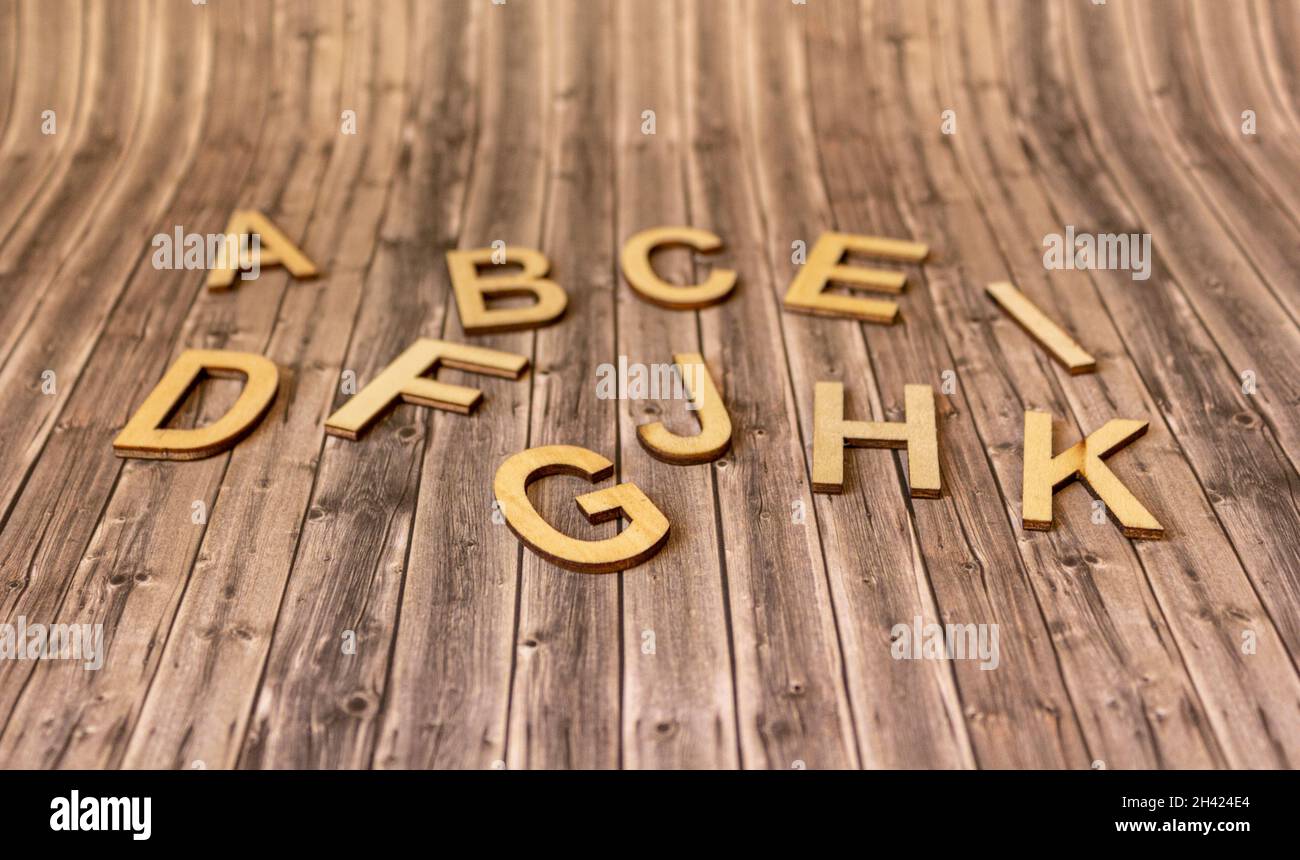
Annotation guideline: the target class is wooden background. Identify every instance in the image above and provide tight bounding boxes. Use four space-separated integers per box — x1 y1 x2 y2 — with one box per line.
0 0 1297 770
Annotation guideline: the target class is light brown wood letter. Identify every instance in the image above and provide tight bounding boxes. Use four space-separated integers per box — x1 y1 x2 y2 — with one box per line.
783 231 928 324
620 226 737 309
325 338 528 440
446 246 568 334
206 209 319 290
1022 411 1163 539
986 281 1096 374
113 349 279 460
636 352 731 464
812 382 939 497
493 445 670 573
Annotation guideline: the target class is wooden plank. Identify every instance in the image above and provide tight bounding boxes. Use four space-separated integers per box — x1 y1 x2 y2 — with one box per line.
679 0 862 769
0 0 149 519
372 0 546 769
612 0 738 769
0 0 349 768
120 0 411 769
0 0 278 767
0 0 155 383
503 0 622 769
239 0 479 769
1254 0 1300 123
0 1 16 137
0 0 217 744
739 4 974 769
0 0 83 248
1188 2 1300 234
1127 0 1300 325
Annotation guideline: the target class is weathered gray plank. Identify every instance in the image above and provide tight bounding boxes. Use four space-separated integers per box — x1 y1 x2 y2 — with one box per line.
372 0 544 769
679 0 860 769
505 0 623 770
0 0 221 760
612 0 738 770
239 1 478 770
0 0 83 249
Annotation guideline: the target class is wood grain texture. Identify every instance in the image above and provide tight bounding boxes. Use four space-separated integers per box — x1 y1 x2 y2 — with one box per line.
244 0 480 770
1 0 1296 770
506 0 623 769
614 0 738 769
0 0 235 767
684 0 862 769
794 0 1095 768
373 0 542 770
120 0 409 769
747 1 973 769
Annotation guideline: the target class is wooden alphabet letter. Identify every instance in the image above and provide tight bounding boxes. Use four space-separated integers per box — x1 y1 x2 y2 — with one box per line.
325 339 528 440
636 352 732 464
446 246 568 334
620 226 737 309
783 231 929 324
986 281 1096 374
812 382 940 497
206 209 319 290
493 445 670 573
113 349 279 460
1022 412 1163 539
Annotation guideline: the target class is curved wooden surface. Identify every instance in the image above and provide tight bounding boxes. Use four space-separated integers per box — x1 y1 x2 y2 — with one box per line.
0 0 1297 770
